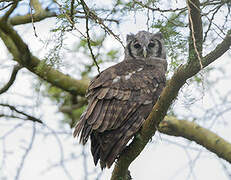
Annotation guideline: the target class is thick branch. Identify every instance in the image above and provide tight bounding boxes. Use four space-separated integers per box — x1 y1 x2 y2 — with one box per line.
8 10 56 26
30 0 42 12
111 30 231 180
0 21 88 96
158 117 231 163
0 64 21 94
0 0 56 26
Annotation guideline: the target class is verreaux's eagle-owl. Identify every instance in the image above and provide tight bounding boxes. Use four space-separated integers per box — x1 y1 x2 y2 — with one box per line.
74 30 167 169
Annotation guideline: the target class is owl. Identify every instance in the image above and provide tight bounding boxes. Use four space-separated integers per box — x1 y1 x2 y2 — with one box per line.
74 31 167 169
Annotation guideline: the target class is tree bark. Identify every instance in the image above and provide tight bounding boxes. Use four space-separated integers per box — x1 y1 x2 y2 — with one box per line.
159 116 231 163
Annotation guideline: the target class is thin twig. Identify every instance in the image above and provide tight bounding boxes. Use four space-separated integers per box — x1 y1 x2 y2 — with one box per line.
74 15 119 24
79 0 124 48
40 154 82 174
133 0 187 12
0 122 24 140
203 6 220 42
0 104 43 124
53 0 87 39
0 139 6 172
15 123 36 180
29 1 38 37
82 146 89 180
80 0 100 74
202 12 227 41
0 2 14 10
43 123 74 180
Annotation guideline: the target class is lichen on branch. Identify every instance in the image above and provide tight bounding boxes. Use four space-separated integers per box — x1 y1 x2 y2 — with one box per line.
0 20 89 96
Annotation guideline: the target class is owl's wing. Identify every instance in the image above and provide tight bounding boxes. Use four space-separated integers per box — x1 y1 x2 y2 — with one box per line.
74 60 166 168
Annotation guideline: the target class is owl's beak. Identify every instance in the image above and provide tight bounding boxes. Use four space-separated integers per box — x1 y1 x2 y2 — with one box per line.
143 47 147 58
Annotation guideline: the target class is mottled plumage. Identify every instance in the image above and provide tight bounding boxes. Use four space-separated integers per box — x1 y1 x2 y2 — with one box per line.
74 31 167 169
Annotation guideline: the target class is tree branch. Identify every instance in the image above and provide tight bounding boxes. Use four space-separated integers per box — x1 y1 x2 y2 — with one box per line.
0 1 14 11
77 0 124 47
80 0 100 74
0 103 43 124
158 116 231 163
111 30 231 180
134 0 187 12
1 0 18 22
8 9 56 26
0 64 21 94
0 21 89 96
187 0 203 64
0 0 57 26
30 0 42 12
15 123 36 180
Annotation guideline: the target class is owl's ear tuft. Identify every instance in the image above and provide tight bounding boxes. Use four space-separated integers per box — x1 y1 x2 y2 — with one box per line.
126 34 135 44
154 32 164 39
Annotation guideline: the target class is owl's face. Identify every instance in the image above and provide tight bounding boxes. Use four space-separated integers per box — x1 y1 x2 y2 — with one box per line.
125 31 166 59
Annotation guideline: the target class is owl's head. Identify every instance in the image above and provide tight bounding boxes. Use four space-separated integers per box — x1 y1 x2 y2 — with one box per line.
125 31 166 60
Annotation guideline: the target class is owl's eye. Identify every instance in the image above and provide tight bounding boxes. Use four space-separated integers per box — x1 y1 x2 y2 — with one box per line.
148 42 155 48
134 43 141 49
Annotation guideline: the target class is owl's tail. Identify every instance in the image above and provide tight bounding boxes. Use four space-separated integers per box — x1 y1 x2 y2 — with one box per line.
73 112 93 145
90 130 126 169
90 113 143 169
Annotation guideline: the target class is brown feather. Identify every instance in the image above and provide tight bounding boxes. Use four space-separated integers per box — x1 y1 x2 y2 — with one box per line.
107 100 124 129
97 88 110 99
87 100 104 124
85 99 98 119
97 99 115 132
80 124 92 144
92 100 110 130
74 55 167 169
73 113 86 138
